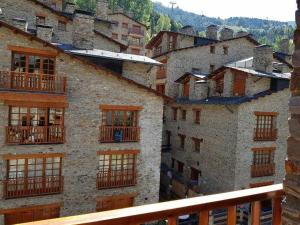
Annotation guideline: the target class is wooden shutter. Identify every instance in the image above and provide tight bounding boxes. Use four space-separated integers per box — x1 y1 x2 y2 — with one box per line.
233 73 247 96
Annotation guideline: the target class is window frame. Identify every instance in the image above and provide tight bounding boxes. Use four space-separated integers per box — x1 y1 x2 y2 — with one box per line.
210 46 215 54
192 137 203 153
172 107 178 121
254 112 278 141
193 109 201 124
223 46 229 55
178 133 186 150
181 109 187 121
58 20 67 32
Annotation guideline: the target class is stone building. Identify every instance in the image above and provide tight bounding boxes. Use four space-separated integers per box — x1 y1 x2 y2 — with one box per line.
162 44 291 196
0 17 168 225
108 11 147 56
0 0 127 52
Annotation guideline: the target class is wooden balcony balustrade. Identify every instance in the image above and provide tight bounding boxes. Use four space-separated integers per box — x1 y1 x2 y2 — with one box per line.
6 125 65 145
128 28 144 36
97 171 137 189
254 128 278 141
22 184 283 225
251 164 275 178
0 71 67 94
99 126 140 143
2 176 63 199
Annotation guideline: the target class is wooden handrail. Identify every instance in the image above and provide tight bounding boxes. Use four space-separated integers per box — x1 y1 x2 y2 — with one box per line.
21 184 283 225
254 128 278 141
0 70 67 94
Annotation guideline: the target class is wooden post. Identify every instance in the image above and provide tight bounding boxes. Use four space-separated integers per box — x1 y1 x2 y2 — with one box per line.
227 206 237 225
199 210 209 225
251 201 261 225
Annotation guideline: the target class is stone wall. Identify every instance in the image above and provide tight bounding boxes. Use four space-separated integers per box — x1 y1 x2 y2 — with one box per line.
164 103 239 194
163 38 256 98
0 25 164 224
122 62 156 88
234 89 290 190
283 1 300 224
108 13 146 55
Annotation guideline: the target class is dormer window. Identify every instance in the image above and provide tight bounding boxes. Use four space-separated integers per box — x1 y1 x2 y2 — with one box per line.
36 15 46 25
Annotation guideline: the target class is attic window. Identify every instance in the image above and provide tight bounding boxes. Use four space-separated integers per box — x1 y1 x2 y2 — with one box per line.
210 46 215 54
58 21 67 31
223 46 229 55
36 15 46 25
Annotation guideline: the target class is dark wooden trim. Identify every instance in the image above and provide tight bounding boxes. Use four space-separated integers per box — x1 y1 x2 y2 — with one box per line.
97 150 140 155
100 105 143 111
0 203 62 214
7 45 58 57
254 112 279 116
96 192 138 201
2 153 65 160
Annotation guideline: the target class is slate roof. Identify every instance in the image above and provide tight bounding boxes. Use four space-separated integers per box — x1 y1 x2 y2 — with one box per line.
54 43 161 66
176 89 288 106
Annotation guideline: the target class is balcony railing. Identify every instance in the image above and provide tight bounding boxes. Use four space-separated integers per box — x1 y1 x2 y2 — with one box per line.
128 28 144 36
254 128 278 141
0 71 67 94
97 171 137 189
99 126 140 143
251 164 275 177
128 39 144 47
6 125 65 145
3 176 63 199
23 184 283 225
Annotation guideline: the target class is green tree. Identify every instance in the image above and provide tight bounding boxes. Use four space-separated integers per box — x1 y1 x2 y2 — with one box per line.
74 0 96 12
155 14 171 34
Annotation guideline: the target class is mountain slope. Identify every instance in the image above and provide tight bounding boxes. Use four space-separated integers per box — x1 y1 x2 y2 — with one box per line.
153 2 294 47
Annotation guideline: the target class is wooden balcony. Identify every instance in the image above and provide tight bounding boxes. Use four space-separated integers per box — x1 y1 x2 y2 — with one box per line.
0 71 67 94
6 125 65 145
22 184 283 225
251 164 275 178
254 128 278 141
3 176 63 199
128 28 144 36
97 171 137 189
99 126 140 143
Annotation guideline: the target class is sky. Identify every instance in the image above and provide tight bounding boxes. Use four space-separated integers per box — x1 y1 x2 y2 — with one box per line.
153 0 296 22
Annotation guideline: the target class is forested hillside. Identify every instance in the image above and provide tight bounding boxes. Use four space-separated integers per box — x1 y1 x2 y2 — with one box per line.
74 0 294 51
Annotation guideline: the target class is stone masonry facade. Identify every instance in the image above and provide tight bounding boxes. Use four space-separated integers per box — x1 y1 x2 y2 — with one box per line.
0 22 164 224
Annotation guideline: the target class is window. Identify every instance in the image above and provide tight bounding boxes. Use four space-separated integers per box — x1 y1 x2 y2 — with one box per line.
210 64 215 73
97 150 139 189
100 105 141 143
210 46 215 54
223 46 229 55
121 35 128 41
194 109 201 124
254 112 278 141
192 138 203 153
177 161 184 173
58 20 67 31
166 130 171 146
215 75 224 94
233 73 247 96
132 25 141 34
7 106 65 144
122 23 128 29
190 167 200 182
156 84 165 95
181 109 186 120
4 154 63 198
112 33 118 40
12 52 55 74
157 59 167 79
172 107 178 121
251 148 275 177
168 34 176 50
178 134 186 150
182 80 190 98
131 48 140 55
112 20 119 27
36 15 46 25
171 158 175 169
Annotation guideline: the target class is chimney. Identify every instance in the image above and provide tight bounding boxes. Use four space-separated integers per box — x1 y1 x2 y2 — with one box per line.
206 25 218 40
179 26 197 36
12 18 28 32
219 27 234 41
64 2 76 14
36 24 53 42
279 38 290 54
253 45 274 73
73 10 94 50
235 30 248 38
96 0 108 19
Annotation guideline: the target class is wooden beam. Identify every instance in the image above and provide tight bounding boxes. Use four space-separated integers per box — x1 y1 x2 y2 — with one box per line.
0 92 68 108
199 210 209 225
2 153 65 160
272 196 282 225
7 45 58 57
97 150 140 155
100 105 143 111
254 111 279 116
0 203 61 214
227 206 236 225
251 201 261 225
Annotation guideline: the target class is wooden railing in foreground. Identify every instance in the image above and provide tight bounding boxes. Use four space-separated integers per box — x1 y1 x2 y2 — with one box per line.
21 184 283 225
